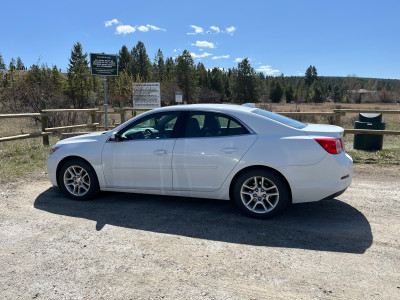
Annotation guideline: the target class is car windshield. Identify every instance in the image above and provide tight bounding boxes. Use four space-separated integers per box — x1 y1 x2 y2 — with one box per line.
252 109 307 129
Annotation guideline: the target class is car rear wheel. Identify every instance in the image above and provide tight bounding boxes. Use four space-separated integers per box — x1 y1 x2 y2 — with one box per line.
233 169 289 219
59 158 99 200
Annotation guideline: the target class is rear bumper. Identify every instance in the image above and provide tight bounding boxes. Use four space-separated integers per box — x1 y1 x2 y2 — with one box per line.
320 187 348 201
279 153 353 204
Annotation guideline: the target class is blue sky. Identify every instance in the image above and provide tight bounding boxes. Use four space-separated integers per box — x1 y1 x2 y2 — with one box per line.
1 0 399 78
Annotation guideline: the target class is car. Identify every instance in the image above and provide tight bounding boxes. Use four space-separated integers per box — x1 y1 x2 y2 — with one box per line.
47 104 353 219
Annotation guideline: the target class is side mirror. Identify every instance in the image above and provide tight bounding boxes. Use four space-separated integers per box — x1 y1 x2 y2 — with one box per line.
110 132 121 142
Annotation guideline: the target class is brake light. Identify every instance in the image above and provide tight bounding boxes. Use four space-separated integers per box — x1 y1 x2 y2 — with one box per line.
314 138 344 154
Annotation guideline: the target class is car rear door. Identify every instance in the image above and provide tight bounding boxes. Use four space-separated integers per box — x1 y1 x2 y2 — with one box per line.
172 111 257 191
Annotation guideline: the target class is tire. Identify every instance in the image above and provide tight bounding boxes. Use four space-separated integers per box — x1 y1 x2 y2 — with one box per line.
58 158 99 200
232 169 289 219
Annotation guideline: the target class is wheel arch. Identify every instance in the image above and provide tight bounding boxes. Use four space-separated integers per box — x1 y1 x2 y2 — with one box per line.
56 156 99 188
229 165 293 204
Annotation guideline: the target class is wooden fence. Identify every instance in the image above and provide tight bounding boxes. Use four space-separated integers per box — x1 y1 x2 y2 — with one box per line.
0 107 145 145
1 106 400 145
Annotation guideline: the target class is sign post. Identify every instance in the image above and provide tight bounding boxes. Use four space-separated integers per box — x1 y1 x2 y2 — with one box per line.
90 53 118 130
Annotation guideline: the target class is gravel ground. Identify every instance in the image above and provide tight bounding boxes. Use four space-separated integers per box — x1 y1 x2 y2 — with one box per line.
0 164 399 299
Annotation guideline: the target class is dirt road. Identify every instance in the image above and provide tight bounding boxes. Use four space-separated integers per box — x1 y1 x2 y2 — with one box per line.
0 165 399 299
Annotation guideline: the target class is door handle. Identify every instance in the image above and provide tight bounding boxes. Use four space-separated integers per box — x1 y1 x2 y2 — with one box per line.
221 148 239 154
153 149 168 155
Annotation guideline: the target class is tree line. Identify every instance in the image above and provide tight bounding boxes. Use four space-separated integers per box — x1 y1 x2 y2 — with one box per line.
1 41 399 114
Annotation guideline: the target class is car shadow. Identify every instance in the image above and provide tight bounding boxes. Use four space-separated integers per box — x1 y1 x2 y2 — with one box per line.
34 188 373 254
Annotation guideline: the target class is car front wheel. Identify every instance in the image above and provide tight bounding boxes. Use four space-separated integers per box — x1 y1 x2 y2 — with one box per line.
233 169 289 219
59 158 99 200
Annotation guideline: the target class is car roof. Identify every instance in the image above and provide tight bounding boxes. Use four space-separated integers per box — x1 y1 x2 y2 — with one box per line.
150 104 256 115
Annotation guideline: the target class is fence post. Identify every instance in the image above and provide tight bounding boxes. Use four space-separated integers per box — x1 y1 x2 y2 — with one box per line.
90 99 96 131
40 100 49 146
119 102 125 124
335 105 342 126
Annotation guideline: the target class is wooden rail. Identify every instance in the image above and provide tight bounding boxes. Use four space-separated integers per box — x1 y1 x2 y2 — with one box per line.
334 109 400 114
45 123 100 132
0 132 51 142
344 129 400 136
0 113 49 118
42 108 98 113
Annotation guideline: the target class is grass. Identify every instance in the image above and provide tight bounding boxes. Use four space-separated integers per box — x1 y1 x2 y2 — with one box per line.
0 136 58 182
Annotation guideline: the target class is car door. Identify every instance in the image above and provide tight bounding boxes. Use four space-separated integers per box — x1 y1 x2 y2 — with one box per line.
172 111 257 191
102 111 181 190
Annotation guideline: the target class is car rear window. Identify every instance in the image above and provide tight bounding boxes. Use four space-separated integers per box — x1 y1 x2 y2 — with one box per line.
252 109 307 129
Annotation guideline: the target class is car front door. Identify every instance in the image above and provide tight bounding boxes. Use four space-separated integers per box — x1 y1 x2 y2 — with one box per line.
102 111 181 190
172 111 257 191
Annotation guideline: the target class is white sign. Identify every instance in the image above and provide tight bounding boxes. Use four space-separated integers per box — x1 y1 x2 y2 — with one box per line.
175 91 183 103
133 82 161 109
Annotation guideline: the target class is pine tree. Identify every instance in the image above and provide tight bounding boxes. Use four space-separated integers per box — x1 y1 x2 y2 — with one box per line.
0 52 6 69
67 42 91 108
16 57 24 70
210 67 225 100
118 45 132 74
153 49 165 82
176 50 196 103
131 41 152 81
304 65 318 87
310 81 323 103
164 57 176 82
285 85 295 103
232 58 258 103
270 81 283 103
196 62 210 88
331 85 342 102
51 65 64 92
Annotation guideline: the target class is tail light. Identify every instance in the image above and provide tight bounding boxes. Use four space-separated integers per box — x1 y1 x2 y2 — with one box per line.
314 138 344 154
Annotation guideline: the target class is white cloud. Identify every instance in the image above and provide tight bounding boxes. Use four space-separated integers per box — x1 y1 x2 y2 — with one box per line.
212 55 230 60
190 52 212 58
116 25 136 35
137 25 149 32
146 24 166 31
256 65 280 75
105 19 119 27
187 25 204 35
114 24 166 35
191 40 215 48
226 26 236 35
234 57 243 63
210 26 220 33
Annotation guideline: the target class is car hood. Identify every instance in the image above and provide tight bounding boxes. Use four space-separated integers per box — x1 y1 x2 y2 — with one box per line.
56 131 109 145
302 124 344 138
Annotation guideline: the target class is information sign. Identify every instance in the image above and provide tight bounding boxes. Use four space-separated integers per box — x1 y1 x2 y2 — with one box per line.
90 53 118 76
133 83 161 109
175 91 183 103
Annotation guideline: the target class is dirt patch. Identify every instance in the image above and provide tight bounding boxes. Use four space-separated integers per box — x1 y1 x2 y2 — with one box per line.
0 165 399 299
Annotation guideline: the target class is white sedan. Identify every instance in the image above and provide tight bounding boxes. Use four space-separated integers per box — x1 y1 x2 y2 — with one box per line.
47 104 353 219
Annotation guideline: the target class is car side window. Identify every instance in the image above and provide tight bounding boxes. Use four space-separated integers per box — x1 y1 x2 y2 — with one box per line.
227 118 249 136
184 112 249 138
119 112 180 140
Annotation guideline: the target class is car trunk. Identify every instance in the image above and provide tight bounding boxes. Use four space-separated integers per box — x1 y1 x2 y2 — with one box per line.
301 124 344 139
